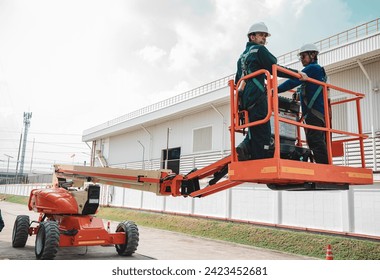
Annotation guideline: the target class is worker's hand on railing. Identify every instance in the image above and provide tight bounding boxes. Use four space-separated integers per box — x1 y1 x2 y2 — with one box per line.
298 71 308 81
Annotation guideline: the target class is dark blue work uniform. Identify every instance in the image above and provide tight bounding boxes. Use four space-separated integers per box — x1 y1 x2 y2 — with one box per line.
278 61 328 164
235 42 296 160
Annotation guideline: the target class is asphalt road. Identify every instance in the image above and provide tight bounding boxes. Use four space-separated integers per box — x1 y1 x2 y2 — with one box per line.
0 200 314 260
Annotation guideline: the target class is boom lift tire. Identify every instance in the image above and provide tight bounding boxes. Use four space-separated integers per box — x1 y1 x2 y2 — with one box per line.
115 220 139 256
12 215 30 248
35 221 60 260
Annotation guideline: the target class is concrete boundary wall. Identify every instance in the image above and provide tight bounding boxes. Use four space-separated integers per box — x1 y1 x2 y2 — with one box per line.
3 181 379 238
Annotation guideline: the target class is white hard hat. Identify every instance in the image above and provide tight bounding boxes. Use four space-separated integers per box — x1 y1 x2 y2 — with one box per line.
247 22 271 37
299 43 319 54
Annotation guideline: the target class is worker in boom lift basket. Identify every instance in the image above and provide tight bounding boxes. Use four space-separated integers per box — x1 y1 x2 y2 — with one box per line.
278 43 328 164
235 22 307 161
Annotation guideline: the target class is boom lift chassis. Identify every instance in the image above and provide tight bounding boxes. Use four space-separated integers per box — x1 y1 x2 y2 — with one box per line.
12 65 373 259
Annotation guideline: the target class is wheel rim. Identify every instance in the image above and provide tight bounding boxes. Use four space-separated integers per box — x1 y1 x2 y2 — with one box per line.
35 226 45 256
115 226 126 251
12 223 17 243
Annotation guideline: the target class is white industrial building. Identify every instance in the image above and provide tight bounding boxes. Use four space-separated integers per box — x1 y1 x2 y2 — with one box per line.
79 19 380 238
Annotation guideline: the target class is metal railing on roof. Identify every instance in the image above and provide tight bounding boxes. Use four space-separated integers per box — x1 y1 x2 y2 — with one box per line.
84 18 379 137
83 73 235 136
277 18 380 65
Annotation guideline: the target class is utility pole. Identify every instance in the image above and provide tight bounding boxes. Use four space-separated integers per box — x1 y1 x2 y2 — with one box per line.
15 132 22 182
29 138 35 173
19 112 32 176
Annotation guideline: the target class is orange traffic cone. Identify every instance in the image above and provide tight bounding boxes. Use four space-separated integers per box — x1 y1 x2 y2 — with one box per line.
326 244 333 260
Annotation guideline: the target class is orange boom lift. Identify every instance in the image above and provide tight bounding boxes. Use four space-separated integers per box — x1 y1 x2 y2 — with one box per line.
12 65 373 259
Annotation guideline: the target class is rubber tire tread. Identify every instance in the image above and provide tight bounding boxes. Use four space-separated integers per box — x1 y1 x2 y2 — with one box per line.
35 221 60 260
115 221 139 256
12 215 30 248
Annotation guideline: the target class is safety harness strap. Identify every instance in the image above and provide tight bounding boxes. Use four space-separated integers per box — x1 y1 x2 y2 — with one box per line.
303 67 327 121
240 45 265 93
305 86 323 111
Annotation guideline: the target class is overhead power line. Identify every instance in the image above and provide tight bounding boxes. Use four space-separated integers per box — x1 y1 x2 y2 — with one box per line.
0 139 86 145
0 129 82 136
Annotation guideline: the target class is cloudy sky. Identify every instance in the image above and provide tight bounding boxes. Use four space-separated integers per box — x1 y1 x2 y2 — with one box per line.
0 0 378 173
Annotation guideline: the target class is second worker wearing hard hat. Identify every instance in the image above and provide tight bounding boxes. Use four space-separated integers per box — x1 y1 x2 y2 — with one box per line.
278 43 328 164
235 22 307 161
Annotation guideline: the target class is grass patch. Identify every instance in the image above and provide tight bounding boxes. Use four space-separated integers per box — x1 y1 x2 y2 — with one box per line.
2 194 379 259
97 206 380 260
0 194 29 204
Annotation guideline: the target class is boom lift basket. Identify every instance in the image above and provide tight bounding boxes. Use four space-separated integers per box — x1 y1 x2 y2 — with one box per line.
228 65 373 190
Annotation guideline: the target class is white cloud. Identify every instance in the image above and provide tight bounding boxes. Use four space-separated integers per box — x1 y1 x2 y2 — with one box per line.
149 80 191 104
138 45 167 64
168 22 201 71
